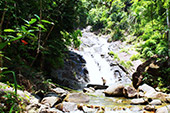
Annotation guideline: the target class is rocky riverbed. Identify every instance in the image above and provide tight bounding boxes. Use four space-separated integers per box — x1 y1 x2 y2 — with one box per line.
1 82 170 113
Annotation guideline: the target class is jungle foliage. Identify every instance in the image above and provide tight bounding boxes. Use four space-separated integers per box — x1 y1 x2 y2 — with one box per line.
0 0 170 111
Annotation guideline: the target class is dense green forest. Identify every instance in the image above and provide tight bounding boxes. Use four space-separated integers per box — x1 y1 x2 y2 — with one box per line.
0 0 170 112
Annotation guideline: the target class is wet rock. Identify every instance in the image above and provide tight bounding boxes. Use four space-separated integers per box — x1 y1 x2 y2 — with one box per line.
156 105 170 113
51 51 90 89
144 105 156 111
94 90 105 96
55 102 77 112
66 93 89 103
130 98 148 105
41 97 60 107
104 84 124 97
123 86 137 98
149 99 162 105
44 92 60 98
87 84 108 90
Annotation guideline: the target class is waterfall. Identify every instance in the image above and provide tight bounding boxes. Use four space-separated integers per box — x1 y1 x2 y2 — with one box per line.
73 27 132 86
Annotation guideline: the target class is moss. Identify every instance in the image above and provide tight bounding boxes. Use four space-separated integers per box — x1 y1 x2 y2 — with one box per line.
120 48 130 54
108 51 120 61
120 60 133 69
130 54 140 61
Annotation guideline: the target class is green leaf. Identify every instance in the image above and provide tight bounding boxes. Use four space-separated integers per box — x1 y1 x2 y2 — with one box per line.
37 24 46 30
4 29 15 32
41 20 54 25
28 30 35 33
23 19 29 24
29 18 37 24
34 14 40 20
0 42 8 49
21 26 27 31
7 35 16 39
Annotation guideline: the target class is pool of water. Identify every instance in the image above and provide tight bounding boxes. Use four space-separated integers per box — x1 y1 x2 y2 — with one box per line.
87 94 167 113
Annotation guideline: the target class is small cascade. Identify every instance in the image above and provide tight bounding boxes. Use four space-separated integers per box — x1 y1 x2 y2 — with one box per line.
73 27 131 86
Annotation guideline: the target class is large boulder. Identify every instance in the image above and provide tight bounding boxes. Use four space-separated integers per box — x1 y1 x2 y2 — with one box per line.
51 51 90 89
138 84 169 101
146 92 169 101
156 105 170 113
65 93 90 103
149 99 162 105
123 86 137 98
55 102 78 112
104 84 124 97
139 84 156 97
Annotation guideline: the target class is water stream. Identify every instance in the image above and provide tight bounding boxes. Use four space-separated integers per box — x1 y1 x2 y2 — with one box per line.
73 27 131 86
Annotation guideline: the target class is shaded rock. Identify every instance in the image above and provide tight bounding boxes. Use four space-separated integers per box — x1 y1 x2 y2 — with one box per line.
26 103 42 113
144 105 156 111
87 84 108 90
55 102 77 112
123 86 137 98
132 55 160 89
34 90 44 100
41 97 60 107
130 98 148 105
104 84 124 97
149 99 162 105
66 93 89 103
156 105 170 113
51 51 90 89
82 106 97 113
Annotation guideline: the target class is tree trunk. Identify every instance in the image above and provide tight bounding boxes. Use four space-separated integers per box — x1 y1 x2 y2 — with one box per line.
166 8 170 65
0 9 6 73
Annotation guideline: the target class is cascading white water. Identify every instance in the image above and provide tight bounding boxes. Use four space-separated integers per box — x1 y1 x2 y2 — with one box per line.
73 30 122 85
